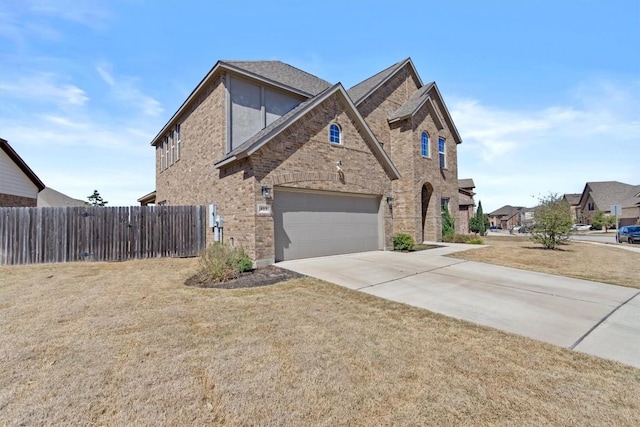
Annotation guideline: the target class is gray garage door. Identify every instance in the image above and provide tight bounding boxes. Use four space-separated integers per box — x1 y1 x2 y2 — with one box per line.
274 189 381 261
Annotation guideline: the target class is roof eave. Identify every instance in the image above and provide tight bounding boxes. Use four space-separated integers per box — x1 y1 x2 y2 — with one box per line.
0 138 45 191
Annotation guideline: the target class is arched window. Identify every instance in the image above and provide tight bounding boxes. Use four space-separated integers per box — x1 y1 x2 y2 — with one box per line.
329 123 341 144
421 132 429 157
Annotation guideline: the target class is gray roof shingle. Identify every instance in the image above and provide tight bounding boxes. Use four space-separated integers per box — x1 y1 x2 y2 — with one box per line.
38 187 86 207
458 178 476 189
347 58 411 105
562 193 581 205
583 181 640 210
221 61 332 96
388 82 436 121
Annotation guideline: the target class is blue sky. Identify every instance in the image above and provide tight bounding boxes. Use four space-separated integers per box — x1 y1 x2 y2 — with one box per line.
1 0 638 212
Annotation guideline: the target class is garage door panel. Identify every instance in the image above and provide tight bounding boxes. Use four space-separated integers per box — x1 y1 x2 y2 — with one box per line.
274 190 381 261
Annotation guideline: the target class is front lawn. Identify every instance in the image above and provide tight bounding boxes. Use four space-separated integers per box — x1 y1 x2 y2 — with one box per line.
447 235 640 289
1 258 638 425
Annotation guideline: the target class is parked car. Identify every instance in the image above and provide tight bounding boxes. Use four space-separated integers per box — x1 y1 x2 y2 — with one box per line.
616 225 640 244
571 224 591 231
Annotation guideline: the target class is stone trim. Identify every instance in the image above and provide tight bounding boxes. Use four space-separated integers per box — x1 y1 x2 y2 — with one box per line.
268 171 384 195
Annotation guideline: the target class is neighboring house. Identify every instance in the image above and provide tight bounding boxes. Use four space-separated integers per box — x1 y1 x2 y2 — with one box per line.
488 205 523 230
38 187 87 207
577 181 640 227
137 191 156 206
149 58 463 265
458 178 476 233
562 193 581 223
0 138 45 207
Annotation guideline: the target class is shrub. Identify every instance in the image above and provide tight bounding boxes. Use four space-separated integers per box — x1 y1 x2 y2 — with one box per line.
197 243 253 283
393 233 415 251
442 204 455 239
443 234 483 244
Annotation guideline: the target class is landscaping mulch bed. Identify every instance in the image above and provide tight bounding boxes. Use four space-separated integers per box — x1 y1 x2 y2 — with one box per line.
185 265 305 289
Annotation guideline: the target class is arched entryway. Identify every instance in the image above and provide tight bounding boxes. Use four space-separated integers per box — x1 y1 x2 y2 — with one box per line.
421 183 433 242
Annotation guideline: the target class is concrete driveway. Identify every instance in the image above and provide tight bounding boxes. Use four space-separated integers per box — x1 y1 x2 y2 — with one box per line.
277 244 640 368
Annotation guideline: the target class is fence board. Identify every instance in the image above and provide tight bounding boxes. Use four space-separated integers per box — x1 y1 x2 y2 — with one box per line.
0 205 206 265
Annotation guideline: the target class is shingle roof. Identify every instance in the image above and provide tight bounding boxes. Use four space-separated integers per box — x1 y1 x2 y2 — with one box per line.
458 178 476 189
214 84 401 180
388 82 436 121
37 187 86 207
151 60 331 146
221 60 331 96
0 138 45 191
489 205 523 217
347 58 415 105
562 193 581 205
582 181 640 210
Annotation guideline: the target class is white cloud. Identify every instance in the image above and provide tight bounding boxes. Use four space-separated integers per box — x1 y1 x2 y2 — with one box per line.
451 79 640 212
96 61 164 118
0 74 89 106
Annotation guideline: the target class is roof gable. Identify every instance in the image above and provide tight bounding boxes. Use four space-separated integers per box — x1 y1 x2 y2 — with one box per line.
151 60 332 147
0 138 45 191
579 181 640 210
214 84 401 180
347 58 422 106
389 82 463 145
220 61 331 97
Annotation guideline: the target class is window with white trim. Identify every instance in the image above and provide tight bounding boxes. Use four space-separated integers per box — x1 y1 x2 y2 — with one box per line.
165 135 170 169
329 123 341 144
160 139 165 171
438 137 446 168
421 132 429 157
169 130 175 165
176 123 181 161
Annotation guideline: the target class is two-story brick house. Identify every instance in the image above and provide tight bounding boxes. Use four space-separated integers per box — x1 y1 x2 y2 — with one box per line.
149 58 463 265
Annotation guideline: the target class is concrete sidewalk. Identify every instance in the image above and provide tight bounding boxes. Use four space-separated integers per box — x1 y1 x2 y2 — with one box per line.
278 245 640 368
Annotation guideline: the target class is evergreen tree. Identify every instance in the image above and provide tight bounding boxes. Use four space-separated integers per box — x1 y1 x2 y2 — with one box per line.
87 190 108 207
442 204 455 238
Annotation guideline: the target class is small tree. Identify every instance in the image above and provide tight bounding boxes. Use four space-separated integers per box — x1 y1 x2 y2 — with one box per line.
603 214 616 231
442 204 455 240
591 211 604 230
530 193 573 249
87 190 108 207
470 201 488 236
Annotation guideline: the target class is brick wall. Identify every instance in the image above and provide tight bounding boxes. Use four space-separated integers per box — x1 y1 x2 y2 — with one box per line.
0 193 37 207
357 68 460 243
253 92 394 264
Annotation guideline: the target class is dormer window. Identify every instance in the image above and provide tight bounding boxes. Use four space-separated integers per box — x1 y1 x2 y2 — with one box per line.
421 132 429 157
329 123 341 144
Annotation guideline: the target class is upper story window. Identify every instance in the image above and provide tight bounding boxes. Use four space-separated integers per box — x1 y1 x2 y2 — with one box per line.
329 123 341 144
588 202 595 211
165 135 170 168
421 132 429 157
438 137 446 168
160 139 166 171
169 130 175 165
176 123 181 161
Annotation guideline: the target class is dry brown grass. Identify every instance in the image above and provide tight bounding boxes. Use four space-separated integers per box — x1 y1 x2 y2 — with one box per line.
1 258 639 425
448 236 640 289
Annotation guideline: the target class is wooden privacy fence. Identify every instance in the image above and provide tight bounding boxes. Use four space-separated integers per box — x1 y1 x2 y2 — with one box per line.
0 205 207 265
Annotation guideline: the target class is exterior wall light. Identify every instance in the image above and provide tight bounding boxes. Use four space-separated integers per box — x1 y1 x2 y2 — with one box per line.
386 196 394 207
261 185 272 199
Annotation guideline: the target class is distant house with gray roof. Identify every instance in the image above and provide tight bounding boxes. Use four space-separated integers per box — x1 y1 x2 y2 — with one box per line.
577 181 640 227
562 193 581 223
146 58 467 265
488 205 524 230
37 187 86 208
